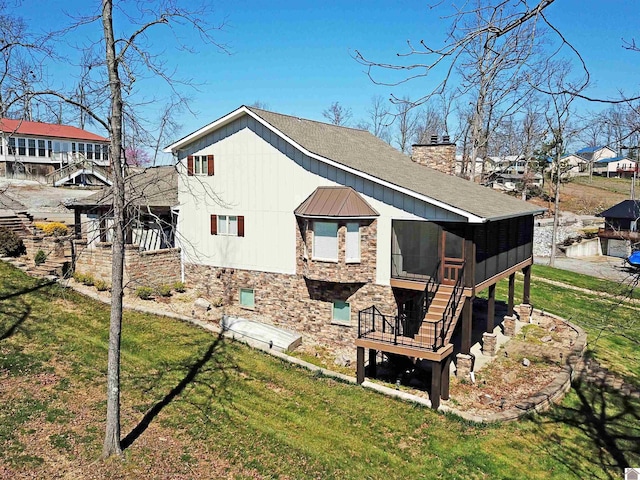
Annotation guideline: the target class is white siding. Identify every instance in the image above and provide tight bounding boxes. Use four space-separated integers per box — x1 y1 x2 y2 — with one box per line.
178 116 465 284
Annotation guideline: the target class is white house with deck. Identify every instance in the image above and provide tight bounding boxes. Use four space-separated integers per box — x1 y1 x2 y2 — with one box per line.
0 118 111 185
165 105 544 408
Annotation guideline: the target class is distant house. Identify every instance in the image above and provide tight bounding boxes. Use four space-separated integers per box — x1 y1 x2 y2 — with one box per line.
0 118 111 185
593 156 637 178
597 200 640 257
559 153 589 177
576 145 617 163
487 172 544 192
165 105 544 408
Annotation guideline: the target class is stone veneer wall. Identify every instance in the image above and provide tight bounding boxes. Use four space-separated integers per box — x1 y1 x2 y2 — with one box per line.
23 235 69 259
73 240 181 288
296 218 377 283
185 263 398 349
0 162 5 177
411 143 456 175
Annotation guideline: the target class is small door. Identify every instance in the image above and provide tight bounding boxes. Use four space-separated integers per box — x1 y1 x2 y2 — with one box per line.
441 229 465 285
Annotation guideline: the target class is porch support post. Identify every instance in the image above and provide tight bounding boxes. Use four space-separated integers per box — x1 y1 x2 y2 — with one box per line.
356 347 365 384
441 354 452 401
487 283 496 333
461 296 473 354
74 208 82 239
368 349 377 378
430 360 442 410
507 273 515 316
523 264 531 305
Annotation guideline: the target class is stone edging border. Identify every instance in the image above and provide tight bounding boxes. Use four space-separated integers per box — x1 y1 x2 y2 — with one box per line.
439 309 587 423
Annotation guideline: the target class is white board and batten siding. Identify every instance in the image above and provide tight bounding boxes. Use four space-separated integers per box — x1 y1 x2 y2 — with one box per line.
177 115 464 286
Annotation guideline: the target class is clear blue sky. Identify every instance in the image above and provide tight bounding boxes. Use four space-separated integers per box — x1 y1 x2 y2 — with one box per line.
21 0 640 144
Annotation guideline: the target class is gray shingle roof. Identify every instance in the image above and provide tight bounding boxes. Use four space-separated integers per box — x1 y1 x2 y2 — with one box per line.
73 166 178 208
248 107 542 221
598 200 640 220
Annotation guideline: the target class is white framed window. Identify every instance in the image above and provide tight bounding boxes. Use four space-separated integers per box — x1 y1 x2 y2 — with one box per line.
332 301 351 326
218 215 238 236
239 288 255 309
313 221 338 262
28 139 36 156
194 155 208 175
345 222 360 263
18 138 25 155
8 138 15 155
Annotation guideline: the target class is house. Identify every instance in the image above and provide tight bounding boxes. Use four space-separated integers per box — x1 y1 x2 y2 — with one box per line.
164 106 544 408
576 145 617 163
0 118 111 185
70 165 181 287
597 200 640 257
487 172 544 192
593 156 638 178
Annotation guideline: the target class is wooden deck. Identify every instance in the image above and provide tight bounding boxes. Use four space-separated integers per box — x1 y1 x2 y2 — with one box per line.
355 332 453 361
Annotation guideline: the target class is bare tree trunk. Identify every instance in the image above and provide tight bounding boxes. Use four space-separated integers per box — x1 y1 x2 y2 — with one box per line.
549 158 561 267
102 0 125 458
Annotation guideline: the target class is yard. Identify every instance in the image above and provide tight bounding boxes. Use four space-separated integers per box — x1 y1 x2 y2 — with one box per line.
1 261 639 479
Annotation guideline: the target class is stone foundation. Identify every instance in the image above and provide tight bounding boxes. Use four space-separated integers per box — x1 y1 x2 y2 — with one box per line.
518 303 532 323
456 353 474 379
503 315 516 337
482 332 498 356
185 263 398 350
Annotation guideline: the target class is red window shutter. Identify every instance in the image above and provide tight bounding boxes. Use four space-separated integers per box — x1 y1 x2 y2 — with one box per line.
207 154 214 176
210 214 217 235
238 216 245 237
187 155 194 176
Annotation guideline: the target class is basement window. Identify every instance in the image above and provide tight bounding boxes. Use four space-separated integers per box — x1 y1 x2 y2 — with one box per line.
239 288 255 309
332 301 351 326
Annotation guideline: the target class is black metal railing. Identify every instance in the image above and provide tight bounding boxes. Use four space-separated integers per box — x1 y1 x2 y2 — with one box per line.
422 260 440 317
358 304 445 352
439 262 466 346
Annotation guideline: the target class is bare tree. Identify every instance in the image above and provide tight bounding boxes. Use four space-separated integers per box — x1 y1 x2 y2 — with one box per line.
394 96 420 153
25 0 227 458
543 62 583 267
358 95 392 142
322 101 352 126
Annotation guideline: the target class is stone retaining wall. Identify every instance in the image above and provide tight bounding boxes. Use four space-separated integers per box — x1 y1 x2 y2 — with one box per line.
73 240 181 289
185 263 398 350
23 234 69 259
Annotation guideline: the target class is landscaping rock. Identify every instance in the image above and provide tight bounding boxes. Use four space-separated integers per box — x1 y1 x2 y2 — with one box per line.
193 297 211 312
522 358 531 367
540 335 553 343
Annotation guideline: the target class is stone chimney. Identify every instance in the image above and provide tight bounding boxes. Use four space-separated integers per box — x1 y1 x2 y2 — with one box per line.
411 135 456 176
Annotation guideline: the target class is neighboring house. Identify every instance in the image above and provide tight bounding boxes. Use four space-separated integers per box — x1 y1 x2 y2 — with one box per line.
597 200 640 257
165 105 544 409
70 166 181 287
0 118 111 185
487 172 543 192
576 145 617 163
559 153 589 177
454 153 486 177
593 156 638 178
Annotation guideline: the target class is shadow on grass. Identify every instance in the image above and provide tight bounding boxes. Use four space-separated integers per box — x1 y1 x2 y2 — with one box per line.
533 380 640 479
121 331 233 450
0 280 54 340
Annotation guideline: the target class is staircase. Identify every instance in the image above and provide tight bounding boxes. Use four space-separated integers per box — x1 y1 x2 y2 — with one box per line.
416 284 467 350
27 256 72 279
0 213 32 235
46 159 112 186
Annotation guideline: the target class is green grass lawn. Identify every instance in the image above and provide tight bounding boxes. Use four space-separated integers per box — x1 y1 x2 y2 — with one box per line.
572 176 633 195
1 262 639 478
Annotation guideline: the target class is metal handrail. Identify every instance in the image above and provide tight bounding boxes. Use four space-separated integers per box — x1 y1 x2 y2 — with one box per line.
440 262 466 345
422 260 441 318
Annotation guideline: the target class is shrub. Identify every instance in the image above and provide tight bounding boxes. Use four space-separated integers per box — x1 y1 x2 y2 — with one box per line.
94 280 110 292
156 284 172 297
73 271 86 283
0 227 26 257
34 222 69 237
136 286 154 300
173 281 186 293
34 250 47 266
81 274 95 287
